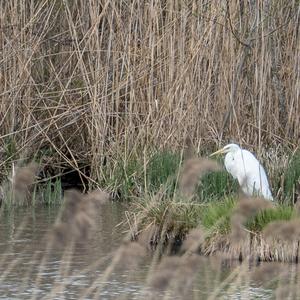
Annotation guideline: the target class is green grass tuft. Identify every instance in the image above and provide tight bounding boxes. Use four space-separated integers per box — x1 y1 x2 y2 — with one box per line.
102 156 143 200
196 171 239 202
283 151 300 199
146 151 181 193
246 205 296 232
199 197 236 234
38 178 63 206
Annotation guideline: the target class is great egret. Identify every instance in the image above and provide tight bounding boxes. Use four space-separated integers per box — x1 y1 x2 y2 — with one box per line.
210 143 273 201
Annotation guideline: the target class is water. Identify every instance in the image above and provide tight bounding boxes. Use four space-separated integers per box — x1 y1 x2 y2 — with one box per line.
0 203 293 299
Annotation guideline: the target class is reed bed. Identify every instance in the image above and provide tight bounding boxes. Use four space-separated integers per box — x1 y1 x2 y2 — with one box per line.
0 1 300 298
0 0 299 186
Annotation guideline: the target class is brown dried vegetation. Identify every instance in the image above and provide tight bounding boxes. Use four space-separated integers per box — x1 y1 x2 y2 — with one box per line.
179 158 221 197
53 189 109 245
263 219 300 242
0 0 298 184
148 256 181 291
117 241 146 270
12 163 39 204
181 228 205 253
148 254 201 298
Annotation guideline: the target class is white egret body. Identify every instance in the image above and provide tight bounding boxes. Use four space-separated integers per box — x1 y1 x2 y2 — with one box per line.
210 144 273 201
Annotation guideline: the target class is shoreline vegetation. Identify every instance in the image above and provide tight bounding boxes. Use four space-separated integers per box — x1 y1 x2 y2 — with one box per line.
1 148 299 263
125 150 300 262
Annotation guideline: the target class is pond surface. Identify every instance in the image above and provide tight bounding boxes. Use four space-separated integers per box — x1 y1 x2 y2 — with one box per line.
0 203 293 299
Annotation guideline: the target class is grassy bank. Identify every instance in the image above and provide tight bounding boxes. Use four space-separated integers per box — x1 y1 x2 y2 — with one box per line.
1 148 299 206
1 148 298 263
101 148 300 203
122 150 300 262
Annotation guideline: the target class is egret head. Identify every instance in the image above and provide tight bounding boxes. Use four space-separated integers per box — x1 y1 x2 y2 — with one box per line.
210 143 241 157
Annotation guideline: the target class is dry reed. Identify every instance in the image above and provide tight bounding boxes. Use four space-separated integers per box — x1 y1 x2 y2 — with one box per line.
0 0 298 184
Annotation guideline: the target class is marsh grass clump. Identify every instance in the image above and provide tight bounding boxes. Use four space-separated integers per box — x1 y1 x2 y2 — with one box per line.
198 197 236 233
197 171 239 201
101 155 144 200
283 151 300 201
270 151 300 203
1 162 64 208
227 197 275 245
102 151 180 200
131 158 224 250
246 205 295 232
133 173 300 261
146 151 181 194
38 178 63 206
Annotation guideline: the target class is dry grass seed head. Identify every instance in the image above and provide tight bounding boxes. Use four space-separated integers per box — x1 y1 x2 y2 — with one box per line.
181 228 204 253
53 189 105 245
236 197 274 219
229 213 248 244
73 210 95 240
263 219 300 242
85 189 110 207
61 189 83 222
117 242 146 269
183 135 195 160
149 256 181 292
137 224 160 249
52 223 72 246
180 254 201 275
173 255 201 296
13 163 38 201
179 158 221 197
149 269 174 292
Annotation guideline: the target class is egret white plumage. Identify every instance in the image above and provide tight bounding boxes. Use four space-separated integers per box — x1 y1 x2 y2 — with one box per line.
210 144 273 201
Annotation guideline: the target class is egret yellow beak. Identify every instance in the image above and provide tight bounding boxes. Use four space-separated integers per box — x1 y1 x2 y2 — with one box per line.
209 148 225 157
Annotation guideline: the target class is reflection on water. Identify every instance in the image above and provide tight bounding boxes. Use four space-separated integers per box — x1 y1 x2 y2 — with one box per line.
0 203 293 299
